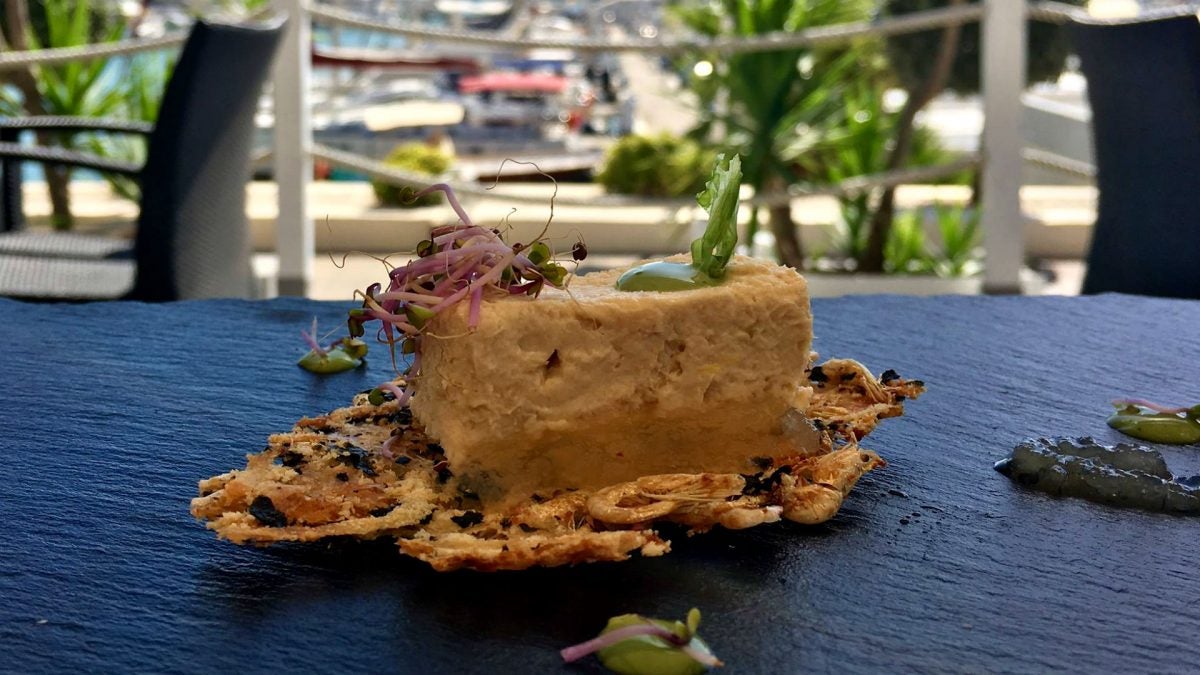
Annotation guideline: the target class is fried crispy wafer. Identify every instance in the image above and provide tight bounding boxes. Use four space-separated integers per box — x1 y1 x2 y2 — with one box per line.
191 360 923 571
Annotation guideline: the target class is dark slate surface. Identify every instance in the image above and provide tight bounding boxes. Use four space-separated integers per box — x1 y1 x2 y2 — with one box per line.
2 294 1199 674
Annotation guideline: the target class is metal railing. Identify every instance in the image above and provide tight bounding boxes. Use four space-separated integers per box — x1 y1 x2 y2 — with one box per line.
0 0 1113 295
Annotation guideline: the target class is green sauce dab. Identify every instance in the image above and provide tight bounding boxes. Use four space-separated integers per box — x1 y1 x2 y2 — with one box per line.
616 154 742 293
615 261 721 292
1107 401 1200 445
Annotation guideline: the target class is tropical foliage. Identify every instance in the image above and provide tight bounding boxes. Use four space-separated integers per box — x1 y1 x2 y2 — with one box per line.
0 0 263 226
0 0 129 228
884 203 982 276
672 0 876 268
672 0 974 274
801 81 961 265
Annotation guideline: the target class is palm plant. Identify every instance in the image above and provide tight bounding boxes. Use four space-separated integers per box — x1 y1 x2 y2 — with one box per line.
929 202 981 277
802 78 963 270
0 0 127 229
799 79 895 265
85 51 174 202
673 0 874 268
880 203 982 276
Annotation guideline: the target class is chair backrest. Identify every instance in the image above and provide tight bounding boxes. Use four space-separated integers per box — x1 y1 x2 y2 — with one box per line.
1070 14 1200 298
129 16 285 301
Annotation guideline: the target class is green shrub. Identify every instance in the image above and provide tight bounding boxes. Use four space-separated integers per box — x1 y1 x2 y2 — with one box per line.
596 134 713 198
372 143 452 208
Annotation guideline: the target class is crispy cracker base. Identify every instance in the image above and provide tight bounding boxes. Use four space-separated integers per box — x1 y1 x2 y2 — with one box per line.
191 359 923 571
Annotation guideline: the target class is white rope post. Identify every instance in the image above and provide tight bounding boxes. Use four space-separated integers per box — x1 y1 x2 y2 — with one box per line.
272 0 313 297
981 0 1027 294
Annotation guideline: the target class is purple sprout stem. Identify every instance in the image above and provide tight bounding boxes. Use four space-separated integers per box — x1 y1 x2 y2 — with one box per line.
433 225 497 247
430 250 517 315
376 380 408 406
431 261 476 295
375 290 446 304
392 243 511 282
1112 398 1191 414
363 304 419 335
429 283 473 315
301 318 327 356
468 284 484 328
413 183 474 228
560 623 720 669
560 624 684 663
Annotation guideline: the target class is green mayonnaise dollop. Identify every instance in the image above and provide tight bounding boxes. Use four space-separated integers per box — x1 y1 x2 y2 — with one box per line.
615 261 721 293
1107 404 1200 445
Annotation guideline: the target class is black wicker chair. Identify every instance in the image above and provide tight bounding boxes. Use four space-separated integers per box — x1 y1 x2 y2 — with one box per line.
1070 13 1200 299
0 15 285 301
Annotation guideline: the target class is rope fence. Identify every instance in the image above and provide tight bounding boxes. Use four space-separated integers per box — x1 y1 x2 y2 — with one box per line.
1021 148 1096 179
0 1 1166 71
1028 1 1200 25
306 2 1187 54
0 0 1109 213
0 33 187 72
309 3 987 55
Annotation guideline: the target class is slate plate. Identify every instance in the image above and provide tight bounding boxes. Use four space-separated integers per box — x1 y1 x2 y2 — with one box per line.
2 294 1199 674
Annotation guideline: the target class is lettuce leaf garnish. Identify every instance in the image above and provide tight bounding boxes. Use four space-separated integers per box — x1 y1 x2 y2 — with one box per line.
690 154 742 279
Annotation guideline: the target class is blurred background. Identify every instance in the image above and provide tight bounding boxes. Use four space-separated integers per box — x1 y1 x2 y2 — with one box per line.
0 0 1190 300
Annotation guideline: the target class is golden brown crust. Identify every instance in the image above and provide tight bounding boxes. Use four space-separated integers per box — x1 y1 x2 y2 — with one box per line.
804 358 926 440
398 531 670 573
190 361 923 571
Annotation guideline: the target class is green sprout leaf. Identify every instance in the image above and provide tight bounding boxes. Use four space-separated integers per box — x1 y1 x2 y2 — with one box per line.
539 261 568 287
298 320 367 374
1107 403 1200 445
405 305 435 329
685 608 702 636
595 611 720 675
527 241 551 265
298 340 367 374
335 337 368 361
690 154 742 280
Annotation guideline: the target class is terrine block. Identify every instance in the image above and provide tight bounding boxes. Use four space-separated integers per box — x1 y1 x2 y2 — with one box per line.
411 255 818 506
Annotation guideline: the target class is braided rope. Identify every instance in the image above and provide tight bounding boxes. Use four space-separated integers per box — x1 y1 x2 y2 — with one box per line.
750 155 981 207
310 142 981 209
1021 147 1096 178
309 3 985 54
1028 1 1200 25
0 33 187 72
0 1 1160 75
0 2 1183 75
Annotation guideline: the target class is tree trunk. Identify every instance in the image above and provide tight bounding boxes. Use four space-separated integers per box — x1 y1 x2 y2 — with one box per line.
44 163 73 229
2 0 74 229
765 173 803 268
968 164 982 208
859 0 966 272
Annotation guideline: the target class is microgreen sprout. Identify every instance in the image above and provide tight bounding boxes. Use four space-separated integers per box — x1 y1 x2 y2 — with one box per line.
615 154 742 293
690 153 742 280
561 608 722 675
345 182 581 405
1108 399 1200 445
298 318 368 374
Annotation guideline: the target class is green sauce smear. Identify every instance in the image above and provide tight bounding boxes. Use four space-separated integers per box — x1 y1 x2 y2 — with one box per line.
615 261 721 292
616 154 742 293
